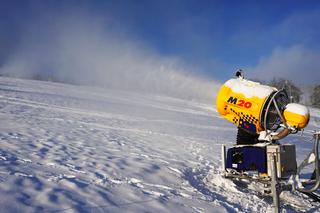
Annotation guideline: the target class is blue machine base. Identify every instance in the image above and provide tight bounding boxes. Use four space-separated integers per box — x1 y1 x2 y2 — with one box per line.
226 146 267 173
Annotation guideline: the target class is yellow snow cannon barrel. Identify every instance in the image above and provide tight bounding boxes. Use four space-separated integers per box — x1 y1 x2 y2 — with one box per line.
216 78 278 134
283 103 310 129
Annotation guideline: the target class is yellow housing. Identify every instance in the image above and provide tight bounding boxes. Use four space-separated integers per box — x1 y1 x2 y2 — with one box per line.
216 78 277 134
283 103 310 129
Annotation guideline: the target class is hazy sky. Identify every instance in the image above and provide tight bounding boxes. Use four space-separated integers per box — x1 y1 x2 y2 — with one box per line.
0 0 319 85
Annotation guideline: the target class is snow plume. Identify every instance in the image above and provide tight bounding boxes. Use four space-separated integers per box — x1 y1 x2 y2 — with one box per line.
0 10 218 103
247 45 320 85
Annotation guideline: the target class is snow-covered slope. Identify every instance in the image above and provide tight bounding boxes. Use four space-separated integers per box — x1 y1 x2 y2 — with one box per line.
0 77 319 213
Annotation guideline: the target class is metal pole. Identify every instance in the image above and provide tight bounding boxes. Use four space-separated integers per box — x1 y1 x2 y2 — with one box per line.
221 145 226 175
271 154 280 213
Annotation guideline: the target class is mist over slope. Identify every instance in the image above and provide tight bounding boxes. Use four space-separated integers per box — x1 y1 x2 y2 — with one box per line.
0 10 219 103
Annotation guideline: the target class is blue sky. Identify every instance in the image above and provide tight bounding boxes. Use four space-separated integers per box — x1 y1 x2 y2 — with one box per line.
1 0 320 84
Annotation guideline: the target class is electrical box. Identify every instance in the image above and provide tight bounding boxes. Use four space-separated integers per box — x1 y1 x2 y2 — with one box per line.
267 144 297 178
225 144 297 178
226 146 268 173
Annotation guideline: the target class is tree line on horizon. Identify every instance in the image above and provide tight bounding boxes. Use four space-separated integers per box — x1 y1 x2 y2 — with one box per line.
250 77 319 108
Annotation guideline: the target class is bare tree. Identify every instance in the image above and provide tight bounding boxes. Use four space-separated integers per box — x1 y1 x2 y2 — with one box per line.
268 78 302 103
310 85 320 108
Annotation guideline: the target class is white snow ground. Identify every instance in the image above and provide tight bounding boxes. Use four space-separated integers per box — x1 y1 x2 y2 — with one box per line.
0 77 319 213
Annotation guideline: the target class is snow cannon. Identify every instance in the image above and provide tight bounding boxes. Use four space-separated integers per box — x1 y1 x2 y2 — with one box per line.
216 77 309 134
218 73 319 212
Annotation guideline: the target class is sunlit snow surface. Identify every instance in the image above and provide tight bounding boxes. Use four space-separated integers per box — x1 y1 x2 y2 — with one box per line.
0 77 319 213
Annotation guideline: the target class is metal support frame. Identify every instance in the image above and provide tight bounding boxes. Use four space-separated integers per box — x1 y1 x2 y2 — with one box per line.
270 153 280 213
263 89 288 137
220 131 320 211
296 131 320 193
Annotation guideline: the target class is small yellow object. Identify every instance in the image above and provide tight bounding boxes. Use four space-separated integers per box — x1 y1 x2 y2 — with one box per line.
259 172 269 177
